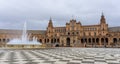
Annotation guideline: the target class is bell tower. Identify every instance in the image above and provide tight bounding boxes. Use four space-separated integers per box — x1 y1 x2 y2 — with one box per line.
100 13 106 24
100 13 108 36
47 17 53 37
48 17 53 28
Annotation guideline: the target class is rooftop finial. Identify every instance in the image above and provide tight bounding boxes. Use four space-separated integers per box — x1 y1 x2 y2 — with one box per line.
101 12 104 17
72 15 75 20
50 17 52 21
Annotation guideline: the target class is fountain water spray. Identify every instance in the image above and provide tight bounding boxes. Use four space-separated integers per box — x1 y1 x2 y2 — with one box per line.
7 21 41 45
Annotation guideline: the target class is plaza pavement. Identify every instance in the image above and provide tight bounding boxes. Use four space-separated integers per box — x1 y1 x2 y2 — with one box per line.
0 48 120 64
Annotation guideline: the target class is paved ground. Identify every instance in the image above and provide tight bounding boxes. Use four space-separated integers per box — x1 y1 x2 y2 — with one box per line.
0 48 120 64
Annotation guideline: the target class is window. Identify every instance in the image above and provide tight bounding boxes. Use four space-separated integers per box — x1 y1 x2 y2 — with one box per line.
76 32 79 34
94 32 96 36
72 32 74 35
68 32 70 35
7 39 10 42
103 28 104 30
3 39 5 42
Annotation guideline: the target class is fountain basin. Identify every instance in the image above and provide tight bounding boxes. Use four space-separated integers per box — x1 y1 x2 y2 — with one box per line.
5 21 45 49
5 38 43 49
5 43 46 49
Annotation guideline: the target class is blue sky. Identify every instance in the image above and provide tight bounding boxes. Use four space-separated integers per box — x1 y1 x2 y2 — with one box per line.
0 0 120 30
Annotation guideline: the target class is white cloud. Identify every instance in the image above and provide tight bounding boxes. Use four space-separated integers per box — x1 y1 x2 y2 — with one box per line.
0 0 120 30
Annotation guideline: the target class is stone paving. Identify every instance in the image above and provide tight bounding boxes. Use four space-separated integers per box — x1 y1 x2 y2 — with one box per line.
0 48 120 64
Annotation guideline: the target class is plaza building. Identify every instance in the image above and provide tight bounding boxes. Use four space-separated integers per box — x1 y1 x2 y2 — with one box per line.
0 13 120 47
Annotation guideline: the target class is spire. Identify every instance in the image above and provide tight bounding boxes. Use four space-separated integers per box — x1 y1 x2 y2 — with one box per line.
102 12 104 16
70 15 76 22
72 15 75 20
100 12 106 24
49 17 52 22
70 15 76 20
48 17 53 27
101 12 104 18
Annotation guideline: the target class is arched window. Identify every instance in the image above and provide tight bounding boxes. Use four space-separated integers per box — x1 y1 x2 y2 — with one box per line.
113 38 117 43
88 38 91 43
39 39 42 42
57 39 59 43
7 39 10 42
92 38 95 43
0 39 1 42
105 38 108 43
96 38 99 44
81 39 84 43
51 39 53 43
119 38 120 42
54 39 56 43
101 38 104 45
85 38 87 43
76 32 79 34
72 32 74 35
44 39 46 43
94 32 96 36
47 39 49 42
3 39 6 42
68 32 70 35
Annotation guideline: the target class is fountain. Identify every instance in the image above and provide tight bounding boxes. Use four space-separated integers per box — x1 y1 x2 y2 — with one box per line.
6 21 42 49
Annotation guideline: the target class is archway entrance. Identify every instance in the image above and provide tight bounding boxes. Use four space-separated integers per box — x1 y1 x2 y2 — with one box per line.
66 38 70 47
113 38 117 43
113 38 117 46
55 44 59 47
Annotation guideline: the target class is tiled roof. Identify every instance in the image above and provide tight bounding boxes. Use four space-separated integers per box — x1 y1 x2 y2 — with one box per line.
0 29 46 34
108 27 120 32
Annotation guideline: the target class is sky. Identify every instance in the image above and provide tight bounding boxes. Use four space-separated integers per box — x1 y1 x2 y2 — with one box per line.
0 0 120 30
